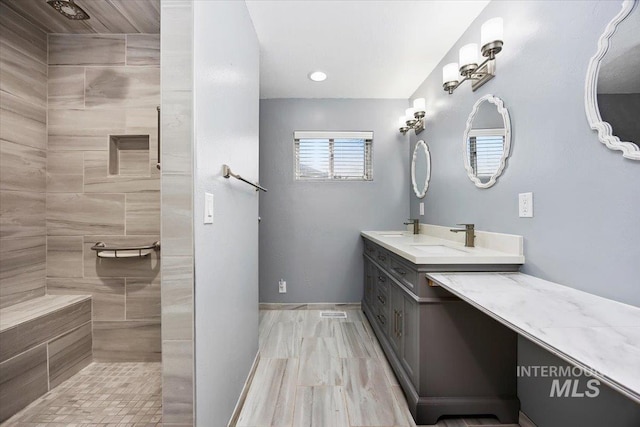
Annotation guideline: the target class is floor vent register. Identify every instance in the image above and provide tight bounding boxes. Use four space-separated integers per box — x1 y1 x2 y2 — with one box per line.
319 311 348 319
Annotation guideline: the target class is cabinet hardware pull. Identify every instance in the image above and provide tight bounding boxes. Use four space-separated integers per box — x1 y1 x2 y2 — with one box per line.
393 309 397 335
377 295 386 305
367 246 375 253
378 254 387 261
378 275 386 282
377 314 386 325
394 268 406 276
398 311 403 337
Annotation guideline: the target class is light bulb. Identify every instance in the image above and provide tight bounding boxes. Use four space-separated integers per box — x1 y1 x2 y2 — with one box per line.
459 43 478 67
442 63 459 84
481 17 503 47
413 98 426 113
405 108 415 119
308 71 327 82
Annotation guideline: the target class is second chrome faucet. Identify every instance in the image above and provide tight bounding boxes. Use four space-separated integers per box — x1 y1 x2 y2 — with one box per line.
450 223 475 247
404 219 420 235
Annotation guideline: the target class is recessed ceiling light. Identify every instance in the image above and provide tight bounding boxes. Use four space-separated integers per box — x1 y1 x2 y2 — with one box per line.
308 71 327 82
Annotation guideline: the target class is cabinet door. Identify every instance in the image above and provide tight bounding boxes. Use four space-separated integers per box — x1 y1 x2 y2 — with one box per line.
401 293 419 385
389 284 403 354
363 258 374 307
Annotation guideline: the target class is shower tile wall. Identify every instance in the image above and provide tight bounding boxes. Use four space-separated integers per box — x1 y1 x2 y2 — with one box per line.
0 4 48 309
46 33 161 362
161 0 195 423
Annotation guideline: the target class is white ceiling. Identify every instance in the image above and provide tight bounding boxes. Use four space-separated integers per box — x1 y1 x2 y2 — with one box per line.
245 0 490 99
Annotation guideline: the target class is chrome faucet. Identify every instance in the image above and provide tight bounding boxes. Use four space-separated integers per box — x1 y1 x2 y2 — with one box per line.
450 223 475 247
404 219 420 235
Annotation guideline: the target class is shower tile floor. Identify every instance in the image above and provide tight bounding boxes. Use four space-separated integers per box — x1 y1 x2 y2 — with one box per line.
2 362 162 426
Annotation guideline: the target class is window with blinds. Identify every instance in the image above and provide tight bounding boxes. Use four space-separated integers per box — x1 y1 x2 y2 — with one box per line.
294 131 373 181
467 128 505 179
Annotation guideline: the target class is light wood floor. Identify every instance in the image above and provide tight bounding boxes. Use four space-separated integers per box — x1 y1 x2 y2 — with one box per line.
236 308 523 427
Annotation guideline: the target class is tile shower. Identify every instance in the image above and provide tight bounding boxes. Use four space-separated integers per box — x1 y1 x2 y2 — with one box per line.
46 33 161 362
0 3 165 421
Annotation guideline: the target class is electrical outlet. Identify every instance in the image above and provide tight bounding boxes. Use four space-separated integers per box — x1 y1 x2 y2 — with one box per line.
278 279 286 293
519 192 533 218
419 202 424 216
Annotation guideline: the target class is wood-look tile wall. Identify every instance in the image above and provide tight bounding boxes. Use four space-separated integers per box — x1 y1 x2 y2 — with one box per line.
161 1 195 425
0 4 48 308
46 33 161 362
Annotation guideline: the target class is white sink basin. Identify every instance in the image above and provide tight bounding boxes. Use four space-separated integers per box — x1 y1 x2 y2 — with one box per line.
410 245 468 255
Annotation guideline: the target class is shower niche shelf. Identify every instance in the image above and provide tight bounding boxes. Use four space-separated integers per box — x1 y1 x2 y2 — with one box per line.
109 135 150 176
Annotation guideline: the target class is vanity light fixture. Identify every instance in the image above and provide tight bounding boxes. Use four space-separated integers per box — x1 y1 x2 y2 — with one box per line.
399 98 426 135
308 71 327 82
442 17 504 94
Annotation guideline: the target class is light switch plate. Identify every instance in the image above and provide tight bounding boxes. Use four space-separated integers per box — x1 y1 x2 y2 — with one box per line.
204 192 214 224
519 192 533 218
420 202 425 216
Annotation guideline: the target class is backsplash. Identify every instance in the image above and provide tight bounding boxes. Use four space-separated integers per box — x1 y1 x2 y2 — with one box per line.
45 33 161 362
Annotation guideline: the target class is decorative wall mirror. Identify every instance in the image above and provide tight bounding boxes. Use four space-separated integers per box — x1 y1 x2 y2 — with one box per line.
585 0 640 160
463 94 511 188
411 140 431 198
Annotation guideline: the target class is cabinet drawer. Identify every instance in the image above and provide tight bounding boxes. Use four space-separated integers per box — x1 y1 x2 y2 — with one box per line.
374 248 390 269
364 240 378 258
375 268 389 296
389 255 418 290
374 297 389 335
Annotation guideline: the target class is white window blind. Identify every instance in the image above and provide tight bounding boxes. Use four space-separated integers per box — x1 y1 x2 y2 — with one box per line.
294 131 373 181
467 128 505 179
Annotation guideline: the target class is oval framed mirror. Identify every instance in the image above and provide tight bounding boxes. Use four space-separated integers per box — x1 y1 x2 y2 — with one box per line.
411 140 431 198
585 0 640 160
463 94 512 188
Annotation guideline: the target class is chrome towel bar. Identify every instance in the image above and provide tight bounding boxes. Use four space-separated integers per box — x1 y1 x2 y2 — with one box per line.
91 241 160 258
222 164 267 192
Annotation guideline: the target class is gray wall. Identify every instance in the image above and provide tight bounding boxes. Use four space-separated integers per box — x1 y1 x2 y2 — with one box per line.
193 1 260 425
259 99 409 303
408 1 640 425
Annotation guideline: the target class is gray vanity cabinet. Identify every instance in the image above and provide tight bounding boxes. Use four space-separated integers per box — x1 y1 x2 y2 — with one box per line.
389 283 419 384
362 237 520 425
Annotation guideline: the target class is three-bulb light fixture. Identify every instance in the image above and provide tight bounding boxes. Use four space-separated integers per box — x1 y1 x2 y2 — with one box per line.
399 98 426 135
442 17 504 94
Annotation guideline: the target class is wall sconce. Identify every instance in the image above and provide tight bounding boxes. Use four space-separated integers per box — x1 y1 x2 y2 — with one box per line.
442 17 504 94
399 98 426 135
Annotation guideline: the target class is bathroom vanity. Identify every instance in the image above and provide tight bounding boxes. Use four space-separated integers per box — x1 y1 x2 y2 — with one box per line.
361 226 524 424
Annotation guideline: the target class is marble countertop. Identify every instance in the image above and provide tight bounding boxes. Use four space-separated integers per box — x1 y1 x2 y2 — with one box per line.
427 272 640 404
361 226 525 265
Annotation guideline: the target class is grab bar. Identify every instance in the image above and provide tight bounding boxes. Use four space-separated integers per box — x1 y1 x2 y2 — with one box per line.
156 106 161 170
222 164 267 192
91 241 160 258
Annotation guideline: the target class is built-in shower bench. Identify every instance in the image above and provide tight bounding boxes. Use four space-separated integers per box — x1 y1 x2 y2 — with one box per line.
427 272 640 405
0 294 93 422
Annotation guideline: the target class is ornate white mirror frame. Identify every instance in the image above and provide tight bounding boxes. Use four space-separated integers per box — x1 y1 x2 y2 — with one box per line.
585 0 640 160
463 94 512 188
411 140 431 199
